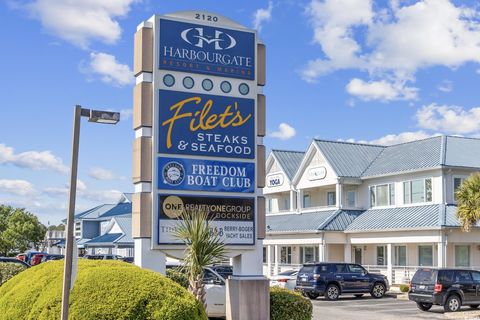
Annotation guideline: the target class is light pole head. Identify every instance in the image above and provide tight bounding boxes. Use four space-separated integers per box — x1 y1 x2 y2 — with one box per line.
87 109 120 124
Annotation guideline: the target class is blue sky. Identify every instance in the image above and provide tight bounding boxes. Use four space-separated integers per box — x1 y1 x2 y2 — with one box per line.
1 0 480 224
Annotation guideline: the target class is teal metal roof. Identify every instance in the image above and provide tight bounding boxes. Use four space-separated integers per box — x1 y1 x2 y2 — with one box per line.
266 209 363 233
113 216 133 243
444 136 480 169
85 233 123 245
272 150 305 180
74 203 131 220
362 136 444 177
314 140 384 178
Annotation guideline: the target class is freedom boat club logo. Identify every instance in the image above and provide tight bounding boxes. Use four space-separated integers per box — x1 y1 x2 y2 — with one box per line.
162 162 185 185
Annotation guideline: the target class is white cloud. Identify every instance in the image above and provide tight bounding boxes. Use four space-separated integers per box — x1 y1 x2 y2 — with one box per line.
346 78 418 101
416 104 480 134
43 179 87 196
368 131 434 145
302 0 480 100
269 123 296 140
89 167 116 180
84 52 134 87
0 143 68 174
81 189 123 203
253 1 273 31
120 108 133 120
437 80 453 93
15 0 137 48
0 179 36 196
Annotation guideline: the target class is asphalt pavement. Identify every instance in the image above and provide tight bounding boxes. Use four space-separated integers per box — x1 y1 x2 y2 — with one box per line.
311 294 480 320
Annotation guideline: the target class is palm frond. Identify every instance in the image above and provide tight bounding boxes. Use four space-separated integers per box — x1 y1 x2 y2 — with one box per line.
456 173 480 232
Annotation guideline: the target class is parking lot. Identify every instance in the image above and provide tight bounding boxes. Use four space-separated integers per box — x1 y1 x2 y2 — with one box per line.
312 294 480 320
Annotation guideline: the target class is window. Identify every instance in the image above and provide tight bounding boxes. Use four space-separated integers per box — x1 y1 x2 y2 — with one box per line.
263 247 267 263
394 246 406 266
303 194 311 208
377 246 386 265
418 245 433 266
267 198 272 213
335 264 346 272
455 245 470 267
454 177 466 202
455 270 472 283
370 183 395 207
284 198 290 211
348 264 366 274
471 271 480 282
280 246 292 264
439 270 454 283
300 246 319 264
403 178 432 204
347 191 356 207
327 192 336 206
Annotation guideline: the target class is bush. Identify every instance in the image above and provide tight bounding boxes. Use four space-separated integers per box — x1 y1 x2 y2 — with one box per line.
0 263 27 286
270 287 312 320
0 260 207 320
399 284 410 293
166 268 189 289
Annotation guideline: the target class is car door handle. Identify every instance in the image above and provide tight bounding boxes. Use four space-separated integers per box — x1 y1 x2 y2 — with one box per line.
352 276 357 279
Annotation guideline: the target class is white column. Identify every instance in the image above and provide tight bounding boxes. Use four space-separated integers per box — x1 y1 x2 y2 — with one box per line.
319 243 325 262
344 243 351 263
134 238 166 274
387 243 393 285
297 190 304 211
336 183 343 208
267 245 272 276
290 190 296 211
274 244 280 274
438 233 447 268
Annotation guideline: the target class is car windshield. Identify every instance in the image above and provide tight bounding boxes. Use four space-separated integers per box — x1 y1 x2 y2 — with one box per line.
278 270 297 276
412 269 437 284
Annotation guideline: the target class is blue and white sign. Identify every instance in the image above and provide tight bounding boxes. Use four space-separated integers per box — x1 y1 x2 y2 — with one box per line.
159 18 255 80
158 157 255 193
158 89 255 159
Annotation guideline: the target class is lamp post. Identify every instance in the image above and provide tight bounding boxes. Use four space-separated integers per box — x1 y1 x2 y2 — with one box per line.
61 105 120 320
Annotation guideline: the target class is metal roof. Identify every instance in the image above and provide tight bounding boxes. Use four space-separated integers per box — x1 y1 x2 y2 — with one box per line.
113 216 133 243
444 136 480 169
75 203 131 220
272 150 305 180
100 203 132 218
345 205 443 232
314 140 384 178
266 209 363 233
85 233 123 245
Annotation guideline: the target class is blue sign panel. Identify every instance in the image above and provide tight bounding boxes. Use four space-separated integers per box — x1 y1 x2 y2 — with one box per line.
159 18 255 80
158 89 255 159
158 157 255 193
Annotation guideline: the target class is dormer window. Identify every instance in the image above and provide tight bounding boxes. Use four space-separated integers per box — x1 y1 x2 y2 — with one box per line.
453 177 466 202
370 183 395 207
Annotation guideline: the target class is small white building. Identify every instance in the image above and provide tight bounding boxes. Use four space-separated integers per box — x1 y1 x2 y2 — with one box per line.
263 136 480 284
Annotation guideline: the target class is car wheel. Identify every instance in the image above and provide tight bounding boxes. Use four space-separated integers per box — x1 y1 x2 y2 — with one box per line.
354 294 364 298
306 292 319 300
370 282 386 299
416 302 433 311
444 294 462 312
470 304 479 309
325 284 340 301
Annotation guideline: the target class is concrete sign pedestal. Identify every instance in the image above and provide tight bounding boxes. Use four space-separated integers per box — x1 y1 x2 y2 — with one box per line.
226 277 270 320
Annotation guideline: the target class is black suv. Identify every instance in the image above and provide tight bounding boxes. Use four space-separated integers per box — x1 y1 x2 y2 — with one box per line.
295 262 389 300
409 268 480 312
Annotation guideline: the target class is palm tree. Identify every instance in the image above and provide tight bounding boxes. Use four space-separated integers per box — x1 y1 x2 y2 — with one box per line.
456 173 480 232
173 208 227 309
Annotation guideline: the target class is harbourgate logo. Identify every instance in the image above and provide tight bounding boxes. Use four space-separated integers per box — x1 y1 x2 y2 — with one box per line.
159 18 255 80
180 27 236 50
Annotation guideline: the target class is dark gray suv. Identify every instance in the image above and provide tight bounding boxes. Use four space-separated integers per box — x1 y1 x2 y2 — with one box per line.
295 262 389 300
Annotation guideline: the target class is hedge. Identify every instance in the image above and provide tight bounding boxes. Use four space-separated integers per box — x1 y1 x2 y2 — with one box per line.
399 284 410 293
270 287 312 320
0 263 27 286
0 260 207 320
166 268 189 289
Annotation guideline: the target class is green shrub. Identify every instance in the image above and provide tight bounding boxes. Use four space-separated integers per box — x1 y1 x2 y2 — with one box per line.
270 287 312 320
399 284 410 293
166 268 189 289
0 260 207 320
0 263 27 286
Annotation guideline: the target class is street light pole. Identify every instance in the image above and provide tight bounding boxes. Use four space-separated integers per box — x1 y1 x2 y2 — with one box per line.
61 105 82 320
60 105 120 320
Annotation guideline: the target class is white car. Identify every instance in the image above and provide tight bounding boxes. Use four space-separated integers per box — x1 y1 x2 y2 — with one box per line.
269 270 298 291
167 262 227 318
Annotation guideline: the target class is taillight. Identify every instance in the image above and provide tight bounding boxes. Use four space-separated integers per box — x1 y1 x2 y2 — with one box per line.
408 282 412 289
277 278 288 283
434 283 442 293
313 274 321 280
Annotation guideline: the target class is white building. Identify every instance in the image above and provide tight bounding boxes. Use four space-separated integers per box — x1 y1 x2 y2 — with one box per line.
263 136 480 284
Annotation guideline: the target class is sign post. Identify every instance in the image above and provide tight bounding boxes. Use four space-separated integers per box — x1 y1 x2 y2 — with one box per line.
132 11 268 319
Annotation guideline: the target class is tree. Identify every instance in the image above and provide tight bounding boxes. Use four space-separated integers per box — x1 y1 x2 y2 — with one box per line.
456 173 480 232
0 205 47 256
173 209 226 309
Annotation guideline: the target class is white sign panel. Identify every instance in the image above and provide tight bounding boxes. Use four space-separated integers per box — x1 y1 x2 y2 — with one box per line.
308 166 327 181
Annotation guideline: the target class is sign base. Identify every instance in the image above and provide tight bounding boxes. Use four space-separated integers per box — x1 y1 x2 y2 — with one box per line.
226 277 270 320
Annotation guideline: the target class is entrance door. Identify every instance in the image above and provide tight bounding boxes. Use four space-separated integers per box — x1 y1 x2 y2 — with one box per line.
354 247 362 264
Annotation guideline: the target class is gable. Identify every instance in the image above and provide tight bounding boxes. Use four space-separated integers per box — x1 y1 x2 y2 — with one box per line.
296 146 338 190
